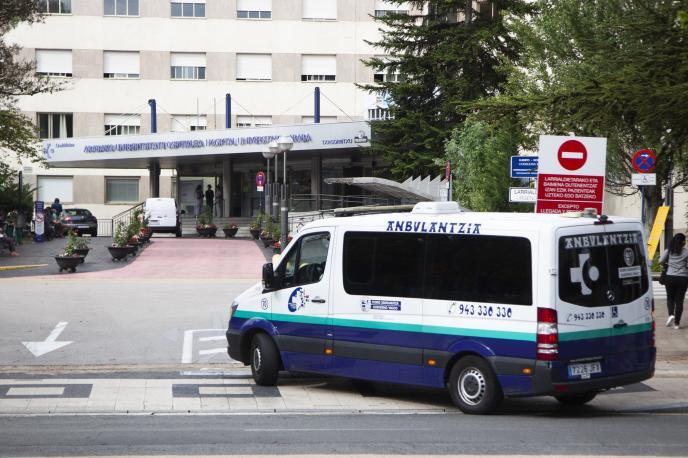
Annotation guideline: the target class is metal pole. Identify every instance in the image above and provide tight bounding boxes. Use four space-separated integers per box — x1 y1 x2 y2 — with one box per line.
314 87 321 123
147 99 157 133
273 153 280 218
266 158 271 217
225 93 231 129
664 177 674 250
281 150 288 251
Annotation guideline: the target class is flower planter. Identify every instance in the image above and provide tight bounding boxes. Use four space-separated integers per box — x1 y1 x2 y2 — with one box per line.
108 245 132 261
223 227 238 238
73 248 90 264
262 237 274 248
249 229 260 239
197 227 217 238
129 244 139 255
55 255 85 273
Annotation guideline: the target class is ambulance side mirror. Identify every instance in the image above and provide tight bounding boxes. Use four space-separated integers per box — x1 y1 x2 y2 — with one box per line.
262 263 276 291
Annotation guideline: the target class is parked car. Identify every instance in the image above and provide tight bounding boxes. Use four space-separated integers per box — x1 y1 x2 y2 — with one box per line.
61 208 98 236
144 198 182 237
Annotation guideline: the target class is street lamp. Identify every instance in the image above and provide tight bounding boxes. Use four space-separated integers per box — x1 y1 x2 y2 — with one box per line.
269 141 280 220
277 135 294 251
262 148 276 217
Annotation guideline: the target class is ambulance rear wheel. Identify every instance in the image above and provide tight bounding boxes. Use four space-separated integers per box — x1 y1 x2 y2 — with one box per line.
555 391 598 406
250 333 279 386
448 356 503 415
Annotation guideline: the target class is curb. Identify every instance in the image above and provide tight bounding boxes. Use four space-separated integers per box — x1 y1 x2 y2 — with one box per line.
0 264 48 272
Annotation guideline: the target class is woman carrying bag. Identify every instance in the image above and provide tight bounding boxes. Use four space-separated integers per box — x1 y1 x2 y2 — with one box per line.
659 233 688 330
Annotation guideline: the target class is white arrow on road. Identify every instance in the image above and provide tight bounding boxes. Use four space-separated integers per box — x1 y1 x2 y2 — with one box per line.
22 321 73 357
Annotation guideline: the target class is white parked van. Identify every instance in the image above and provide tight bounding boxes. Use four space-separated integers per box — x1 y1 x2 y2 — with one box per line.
143 198 182 237
226 202 655 414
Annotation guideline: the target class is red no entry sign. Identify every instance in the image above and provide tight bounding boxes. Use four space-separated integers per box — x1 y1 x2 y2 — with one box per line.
557 139 588 171
256 171 266 186
631 149 656 173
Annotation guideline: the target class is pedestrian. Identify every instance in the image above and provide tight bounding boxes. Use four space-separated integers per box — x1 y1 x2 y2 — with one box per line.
194 184 203 218
205 184 214 214
215 184 223 217
660 233 688 330
0 225 19 256
51 198 63 218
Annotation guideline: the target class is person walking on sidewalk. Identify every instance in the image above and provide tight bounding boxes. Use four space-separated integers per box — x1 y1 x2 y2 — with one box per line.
205 184 214 214
660 233 688 330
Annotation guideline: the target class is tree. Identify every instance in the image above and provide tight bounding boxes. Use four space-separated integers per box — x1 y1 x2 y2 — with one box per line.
470 0 688 227
444 116 531 212
361 0 532 179
0 1 60 193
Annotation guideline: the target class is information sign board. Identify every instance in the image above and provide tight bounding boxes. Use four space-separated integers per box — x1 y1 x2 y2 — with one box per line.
510 156 538 178
509 187 537 203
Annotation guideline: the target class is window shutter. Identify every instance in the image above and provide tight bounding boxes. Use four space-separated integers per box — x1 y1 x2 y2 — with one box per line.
103 51 140 74
37 177 74 203
236 54 272 80
302 0 336 19
237 0 271 10
104 114 141 127
301 55 336 76
171 115 207 132
170 53 206 67
36 50 72 74
374 1 410 10
171 0 205 2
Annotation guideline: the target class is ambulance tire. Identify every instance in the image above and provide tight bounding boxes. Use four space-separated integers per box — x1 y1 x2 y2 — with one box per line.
448 356 503 415
250 333 280 386
554 391 598 406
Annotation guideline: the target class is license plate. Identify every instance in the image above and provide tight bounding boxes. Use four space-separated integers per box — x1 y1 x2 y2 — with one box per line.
568 362 602 379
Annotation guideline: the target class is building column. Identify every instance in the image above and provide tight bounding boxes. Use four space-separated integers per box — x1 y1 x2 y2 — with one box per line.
222 158 232 217
175 167 182 210
149 162 160 198
311 153 322 211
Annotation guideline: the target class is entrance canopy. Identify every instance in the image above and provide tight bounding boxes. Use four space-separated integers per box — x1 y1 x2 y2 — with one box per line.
43 121 371 169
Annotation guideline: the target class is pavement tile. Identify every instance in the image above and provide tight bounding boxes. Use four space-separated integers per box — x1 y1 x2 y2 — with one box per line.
0 399 30 412
228 396 258 410
200 397 230 411
172 398 202 411
255 395 287 410
26 399 58 413
114 400 144 411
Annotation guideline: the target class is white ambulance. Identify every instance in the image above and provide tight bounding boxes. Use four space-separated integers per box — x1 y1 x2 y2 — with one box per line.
226 202 655 414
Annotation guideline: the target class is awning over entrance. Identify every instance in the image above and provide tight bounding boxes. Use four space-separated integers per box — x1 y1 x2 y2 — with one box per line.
43 121 371 169
324 176 446 202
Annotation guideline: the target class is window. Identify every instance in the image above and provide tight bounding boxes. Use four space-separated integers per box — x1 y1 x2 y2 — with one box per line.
170 53 206 80
38 113 73 139
424 234 532 306
374 0 409 17
558 231 648 307
237 0 271 19
236 116 272 127
374 68 403 83
35 50 72 77
171 115 207 132
104 114 141 135
37 176 73 203
302 0 336 20
103 51 140 78
301 55 336 82
367 107 393 121
279 232 330 288
38 0 71 14
343 231 533 305
236 54 272 81
106 178 139 203
104 0 139 16
301 116 337 123
171 0 205 17
343 232 425 298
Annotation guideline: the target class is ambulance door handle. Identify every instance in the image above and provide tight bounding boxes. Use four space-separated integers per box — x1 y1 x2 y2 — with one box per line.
311 298 326 303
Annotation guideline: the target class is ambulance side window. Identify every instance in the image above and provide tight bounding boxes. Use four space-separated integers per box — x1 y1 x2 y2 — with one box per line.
279 232 330 289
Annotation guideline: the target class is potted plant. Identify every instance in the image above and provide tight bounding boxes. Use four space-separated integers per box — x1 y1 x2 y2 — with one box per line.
55 231 85 272
196 206 217 237
70 230 90 263
108 222 135 261
249 213 262 240
135 208 152 242
223 222 238 238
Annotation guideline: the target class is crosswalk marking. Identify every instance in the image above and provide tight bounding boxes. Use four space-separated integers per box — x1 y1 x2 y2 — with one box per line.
652 281 666 299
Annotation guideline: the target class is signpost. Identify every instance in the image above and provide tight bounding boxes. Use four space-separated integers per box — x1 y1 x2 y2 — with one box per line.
631 148 657 227
510 156 538 178
536 135 607 214
256 171 266 192
509 187 537 203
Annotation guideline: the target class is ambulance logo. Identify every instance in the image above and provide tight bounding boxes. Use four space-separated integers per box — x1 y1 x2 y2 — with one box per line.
288 287 308 312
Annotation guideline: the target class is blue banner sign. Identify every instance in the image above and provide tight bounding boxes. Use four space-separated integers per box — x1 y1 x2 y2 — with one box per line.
511 156 539 178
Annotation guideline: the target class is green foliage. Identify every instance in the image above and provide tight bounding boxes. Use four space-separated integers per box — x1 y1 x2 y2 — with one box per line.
113 222 128 247
444 117 531 212
63 230 87 256
0 179 34 214
250 212 264 230
470 0 688 225
197 205 215 227
0 1 63 183
361 0 533 178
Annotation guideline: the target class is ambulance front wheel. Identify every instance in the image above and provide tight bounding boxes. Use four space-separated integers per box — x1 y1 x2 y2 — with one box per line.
250 333 280 386
448 356 503 415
